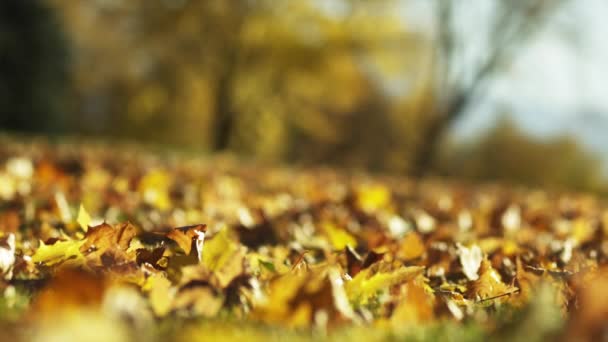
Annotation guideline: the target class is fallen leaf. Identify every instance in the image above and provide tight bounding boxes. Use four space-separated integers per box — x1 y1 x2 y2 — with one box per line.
323 222 357 250
77 204 92 232
31 239 86 266
345 262 424 306
398 232 425 261
458 244 483 281
144 273 174 317
166 224 207 258
0 233 16 279
202 228 245 288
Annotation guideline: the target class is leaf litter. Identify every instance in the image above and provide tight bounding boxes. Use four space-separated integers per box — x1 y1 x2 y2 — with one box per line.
0 138 605 341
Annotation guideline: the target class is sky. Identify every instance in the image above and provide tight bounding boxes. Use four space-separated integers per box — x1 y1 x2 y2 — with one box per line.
402 0 608 157
450 0 608 149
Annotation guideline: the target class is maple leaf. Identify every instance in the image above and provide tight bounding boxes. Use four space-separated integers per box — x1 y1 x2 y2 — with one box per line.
78 222 140 270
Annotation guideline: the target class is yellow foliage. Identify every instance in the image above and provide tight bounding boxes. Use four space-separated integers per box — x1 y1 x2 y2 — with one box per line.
144 273 174 317
202 228 245 288
31 239 86 266
345 262 424 306
323 222 357 250
356 184 391 213
77 204 92 232
139 169 172 211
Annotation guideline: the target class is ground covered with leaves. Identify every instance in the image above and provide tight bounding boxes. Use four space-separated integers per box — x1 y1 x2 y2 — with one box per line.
0 137 606 341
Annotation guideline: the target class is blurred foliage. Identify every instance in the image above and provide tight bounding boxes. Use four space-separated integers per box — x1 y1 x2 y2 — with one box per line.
48 0 426 172
2 0 593 192
435 116 607 194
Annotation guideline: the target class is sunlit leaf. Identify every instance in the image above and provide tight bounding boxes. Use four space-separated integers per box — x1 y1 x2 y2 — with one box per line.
323 222 357 250
345 262 424 305
31 239 86 266
166 224 206 259
77 204 92 232
202 228 245 288
144 273 174 317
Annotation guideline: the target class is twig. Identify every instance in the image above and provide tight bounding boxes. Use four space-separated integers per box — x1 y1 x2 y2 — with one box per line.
291 250 310 271
476 288 520 303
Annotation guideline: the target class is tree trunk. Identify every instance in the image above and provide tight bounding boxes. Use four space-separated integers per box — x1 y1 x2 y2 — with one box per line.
410 92 469 177
212 69 234 151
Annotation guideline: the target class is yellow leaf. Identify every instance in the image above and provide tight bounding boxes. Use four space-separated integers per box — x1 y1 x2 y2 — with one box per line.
345 262 424 305
77 204 92 232
202 228 245 288
31 239 86 266
323 222 357 250
391 275 435 324
138 169 172 211
145 273 174 317
356 183 391 213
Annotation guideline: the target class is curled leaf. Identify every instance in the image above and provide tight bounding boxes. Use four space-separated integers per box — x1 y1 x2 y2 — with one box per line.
166 224 207 259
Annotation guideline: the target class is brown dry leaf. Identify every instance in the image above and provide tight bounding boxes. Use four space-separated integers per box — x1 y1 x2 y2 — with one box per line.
79 222 140 269
81 222 139 255
469 259 517 302
166 224 206 257
136 247 166 268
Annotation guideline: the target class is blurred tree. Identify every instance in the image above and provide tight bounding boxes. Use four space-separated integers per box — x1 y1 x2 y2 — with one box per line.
435 116 606 193
408 0 569 176
0 0 69 133
48 0 574 178
51 0 421 170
